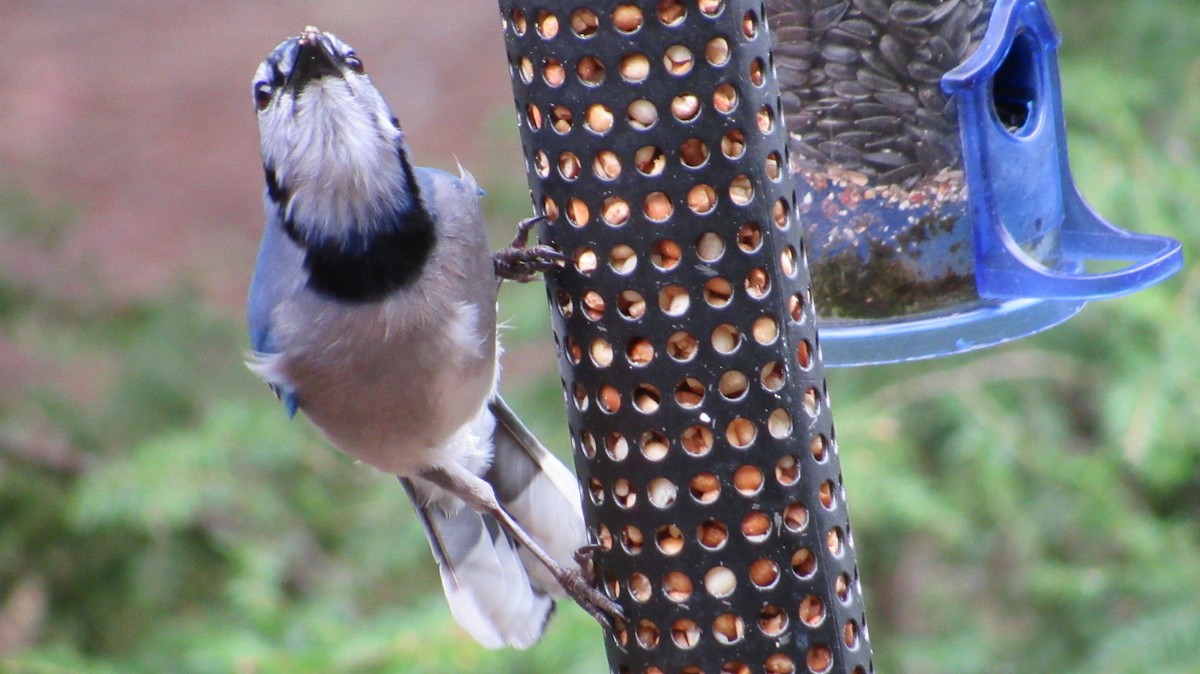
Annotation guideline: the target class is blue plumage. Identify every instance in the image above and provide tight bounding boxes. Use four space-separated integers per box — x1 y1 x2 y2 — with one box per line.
247 203 302 417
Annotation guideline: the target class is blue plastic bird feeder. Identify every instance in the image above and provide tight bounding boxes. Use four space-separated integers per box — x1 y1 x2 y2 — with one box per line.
779 0 1183 366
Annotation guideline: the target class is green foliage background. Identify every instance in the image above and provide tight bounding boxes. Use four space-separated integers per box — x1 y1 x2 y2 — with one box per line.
1 0 1197 671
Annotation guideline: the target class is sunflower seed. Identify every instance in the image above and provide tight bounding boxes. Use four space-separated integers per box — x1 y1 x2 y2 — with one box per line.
884 20 934 45
777 69 810 89
856 68 903 92
874 90 920 110
827 26 874 48
960 0 986 25
834 130 879 145
906 60 945 83
864 149 912 167
824 61 859 81
850 102 893 118
775 41 822 59
821 42 862 64
851 0 890 23
838 18 880 39
776 54 815 72
819 140 865 162
916 139 956 166
780 91 805 113
814 96 847 110
939 8 970 47
775 25 819 43
890 0 960 26
865 135 915 152
879 34 913 73
796 141 831 163
816 117 853 134
917 84 946 109
926 35 958 68
860 48 900 77
879 163 924 185
904 124 940 144
802 131 831 146
855 115 902 132
832 80 874 99
913 108 955 134
767 7 810 27
811 0 850 30
786 113 814 131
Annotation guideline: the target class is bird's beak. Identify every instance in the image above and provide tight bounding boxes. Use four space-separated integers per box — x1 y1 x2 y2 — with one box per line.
290 26 342 87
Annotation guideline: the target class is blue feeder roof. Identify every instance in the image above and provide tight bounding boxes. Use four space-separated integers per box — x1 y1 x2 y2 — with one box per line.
943 0 1060 95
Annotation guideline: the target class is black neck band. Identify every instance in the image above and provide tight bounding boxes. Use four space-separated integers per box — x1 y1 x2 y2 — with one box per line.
269 147 437 303
299 208 435 302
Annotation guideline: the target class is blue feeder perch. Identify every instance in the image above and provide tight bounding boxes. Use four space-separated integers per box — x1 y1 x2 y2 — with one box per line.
776 0 1183 366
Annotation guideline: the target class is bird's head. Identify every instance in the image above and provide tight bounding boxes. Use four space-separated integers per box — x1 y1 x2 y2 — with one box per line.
252 27 413 250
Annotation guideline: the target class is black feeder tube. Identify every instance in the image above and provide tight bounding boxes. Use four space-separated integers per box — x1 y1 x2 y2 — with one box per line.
496 2 873 673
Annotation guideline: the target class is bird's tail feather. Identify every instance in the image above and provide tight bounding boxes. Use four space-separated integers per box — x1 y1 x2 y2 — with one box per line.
401 477 554 650
399 395 586 649
485 396 587 595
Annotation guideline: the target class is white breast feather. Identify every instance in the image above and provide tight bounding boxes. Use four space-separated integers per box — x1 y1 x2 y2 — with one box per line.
262 78 406 242
447 301 487 362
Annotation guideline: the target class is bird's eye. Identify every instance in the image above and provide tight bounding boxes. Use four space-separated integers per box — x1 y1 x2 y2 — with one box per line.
344 54 364 73
254 82 273 111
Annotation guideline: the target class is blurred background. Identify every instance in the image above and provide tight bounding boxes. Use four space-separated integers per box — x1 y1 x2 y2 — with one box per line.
0 0 1196 672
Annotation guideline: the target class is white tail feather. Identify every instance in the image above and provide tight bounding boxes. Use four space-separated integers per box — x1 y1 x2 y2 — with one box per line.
402 477 555 650
400 397 586 649
434 510 552 649
486 398 588 595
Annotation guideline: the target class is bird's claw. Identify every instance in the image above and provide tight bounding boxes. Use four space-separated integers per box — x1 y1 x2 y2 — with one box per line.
494 216 567 282
494 245 570 282
558 567 625 632
573 544 603 582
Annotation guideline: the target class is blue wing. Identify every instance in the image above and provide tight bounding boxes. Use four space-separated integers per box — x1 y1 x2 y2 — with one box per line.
247 205 304 417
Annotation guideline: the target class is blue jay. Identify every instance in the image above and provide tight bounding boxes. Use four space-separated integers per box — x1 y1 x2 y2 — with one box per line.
246 27 618 648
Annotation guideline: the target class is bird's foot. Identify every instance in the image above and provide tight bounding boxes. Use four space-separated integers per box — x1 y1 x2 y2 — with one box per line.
494 216 568 283
555 565 625 631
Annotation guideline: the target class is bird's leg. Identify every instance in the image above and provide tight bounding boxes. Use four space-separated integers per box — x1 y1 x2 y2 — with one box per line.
494 215 570 283
419 462 625 630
